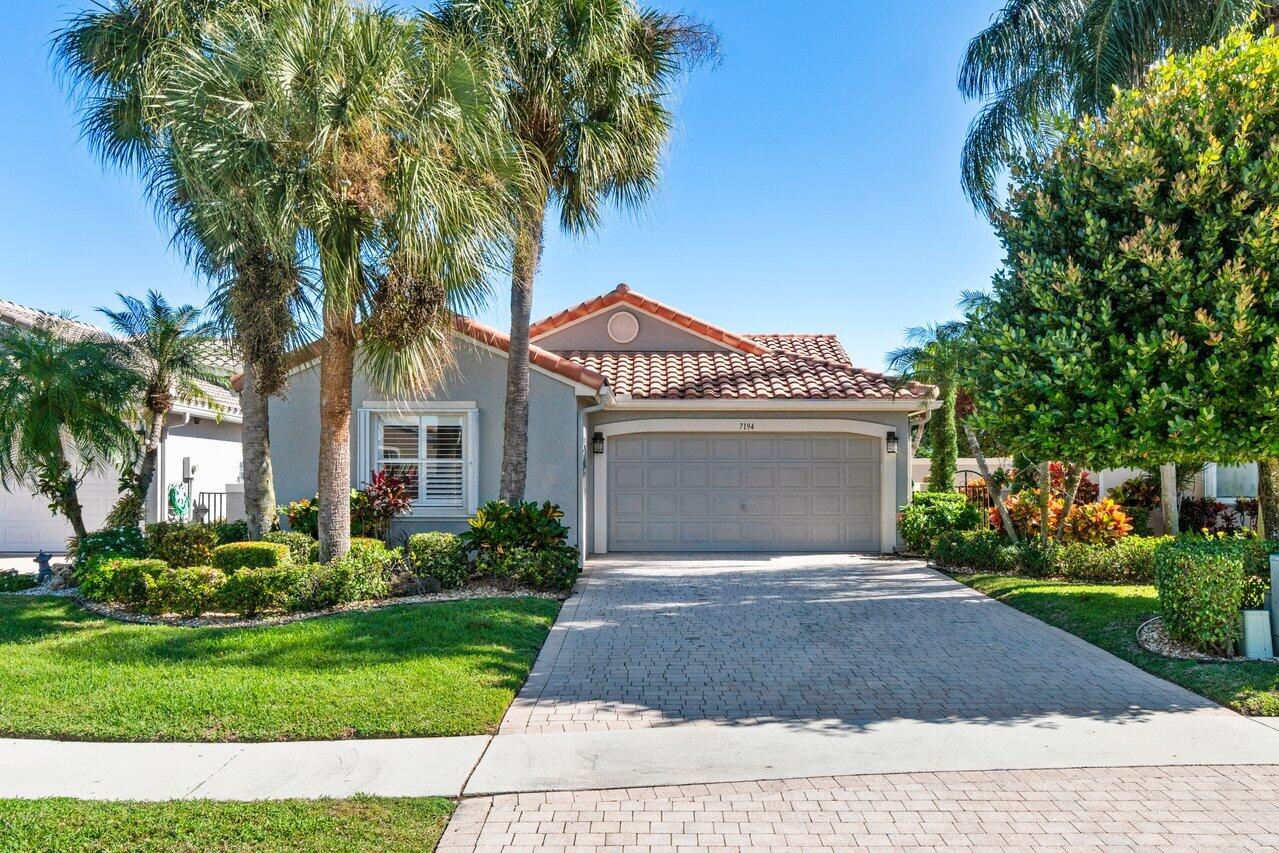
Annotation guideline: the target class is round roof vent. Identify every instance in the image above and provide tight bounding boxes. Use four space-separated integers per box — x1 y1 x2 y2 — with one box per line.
607 310 640 344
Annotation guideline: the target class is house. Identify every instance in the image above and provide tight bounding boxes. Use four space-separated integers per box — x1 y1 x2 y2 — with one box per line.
269 284 939 553
0 299 245 554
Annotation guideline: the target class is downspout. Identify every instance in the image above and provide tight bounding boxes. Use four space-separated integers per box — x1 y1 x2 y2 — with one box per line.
577 389 611 566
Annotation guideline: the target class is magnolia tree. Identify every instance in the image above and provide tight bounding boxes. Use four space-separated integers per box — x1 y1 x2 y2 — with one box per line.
967 29 1279 539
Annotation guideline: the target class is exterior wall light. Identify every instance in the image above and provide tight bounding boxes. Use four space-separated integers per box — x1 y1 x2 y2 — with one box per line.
592 432 605 454
886 431 899 454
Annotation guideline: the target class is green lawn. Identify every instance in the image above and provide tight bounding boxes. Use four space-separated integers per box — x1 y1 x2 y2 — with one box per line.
0 595 558 742
0 796 453 852
956 573 1279 716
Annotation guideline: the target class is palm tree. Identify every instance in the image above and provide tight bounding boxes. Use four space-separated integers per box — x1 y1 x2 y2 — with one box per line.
97 291 226 525
160 0 511 560
52 0 302 540
958 0 1266 219
0 322 143 541
887 323 964 494
431 0 718 502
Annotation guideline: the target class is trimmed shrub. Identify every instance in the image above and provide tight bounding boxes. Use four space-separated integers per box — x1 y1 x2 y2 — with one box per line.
211 541 292 574
349 537 390 555
1154 538 1245 655
1244 574 1269 610
264 531 319 567
407 532 469 589
932 529 1018 573
69 526 148 576
474 543 581 593
1054 536 1172 583
212 520 250 544
145 522 217 568
899 492 983 555
1015 541 1060 578
78 558 167 607
461 500 569 563
288 558 391 612
148 566 226 617
218 565 303 617
0 570 38 593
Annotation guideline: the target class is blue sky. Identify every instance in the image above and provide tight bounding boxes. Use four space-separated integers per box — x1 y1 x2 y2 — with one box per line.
0 1 1005 370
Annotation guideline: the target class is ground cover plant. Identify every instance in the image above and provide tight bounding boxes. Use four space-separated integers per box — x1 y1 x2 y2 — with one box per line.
0 796 454 853
0 595 557 741
957 574 1279 716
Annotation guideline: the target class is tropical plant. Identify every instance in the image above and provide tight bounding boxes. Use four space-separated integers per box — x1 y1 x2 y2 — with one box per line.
461 499 569 567
158 0 512 562
53 0 307 541
887 322 965 492
0 322 142 541
351 470 413 541
965 30 1279 541
431 0 716 502
97 291 225 524
957 0 1272 218
899 492 984 555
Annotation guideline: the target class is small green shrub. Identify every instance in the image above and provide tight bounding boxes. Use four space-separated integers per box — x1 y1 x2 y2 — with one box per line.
69 527 147 576
212 520 250 544
461 500 569 562
78 558 168 607
899 492 984 555
211 541 292 574
0 570 38 593
932 529 1018 572
1055 536 1173 583
1154 538 1245 656
218 565 303 617
263 531 319 566
1243 574 1269 610
474 543 580 592
145 522 217 568
148 566 226 617
1015 541 1061 578
407 532 469 589
349 536 390 554
289 557 391 612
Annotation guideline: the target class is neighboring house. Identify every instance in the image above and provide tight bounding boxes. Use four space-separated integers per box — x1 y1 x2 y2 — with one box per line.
269 284 938 554
0 300 244 554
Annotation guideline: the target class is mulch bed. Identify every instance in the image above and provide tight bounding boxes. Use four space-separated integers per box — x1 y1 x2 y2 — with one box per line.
1137 615 1273 663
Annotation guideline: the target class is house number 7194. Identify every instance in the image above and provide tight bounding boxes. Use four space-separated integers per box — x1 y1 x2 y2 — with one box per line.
739 422 756 431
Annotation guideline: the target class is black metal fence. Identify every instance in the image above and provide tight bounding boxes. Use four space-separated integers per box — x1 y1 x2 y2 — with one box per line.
198 492 228 524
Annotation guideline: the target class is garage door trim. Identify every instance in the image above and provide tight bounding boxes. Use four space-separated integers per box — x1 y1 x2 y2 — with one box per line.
592 418 897 554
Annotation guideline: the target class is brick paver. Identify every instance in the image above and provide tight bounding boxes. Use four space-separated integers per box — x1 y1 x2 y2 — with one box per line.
438 764 1279 851
501 554 1211 734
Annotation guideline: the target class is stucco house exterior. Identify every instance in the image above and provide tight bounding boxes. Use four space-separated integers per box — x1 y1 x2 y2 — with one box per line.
0 299 245 554
269 284 938 554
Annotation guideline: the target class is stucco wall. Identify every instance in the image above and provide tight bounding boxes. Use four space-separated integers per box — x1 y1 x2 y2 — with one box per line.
269 337 585 545
533 305 730 352
584 407 915 553
149 415 243 523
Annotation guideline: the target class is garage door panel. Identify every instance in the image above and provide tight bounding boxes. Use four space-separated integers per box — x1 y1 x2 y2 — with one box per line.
614 436 645 460
607 432 881 553
0 472 115 553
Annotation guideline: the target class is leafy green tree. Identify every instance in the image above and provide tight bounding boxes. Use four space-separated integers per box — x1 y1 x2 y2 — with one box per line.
958 0 1271 218
431 0 717 502
0 322 143 541
967 28 1279 538
98 292 225 525
161 0 512 560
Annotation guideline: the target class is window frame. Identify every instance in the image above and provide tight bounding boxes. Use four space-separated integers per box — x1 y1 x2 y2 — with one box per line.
357 402 479 518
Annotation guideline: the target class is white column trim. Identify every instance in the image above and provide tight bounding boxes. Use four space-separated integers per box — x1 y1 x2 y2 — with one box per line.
591 418 898 554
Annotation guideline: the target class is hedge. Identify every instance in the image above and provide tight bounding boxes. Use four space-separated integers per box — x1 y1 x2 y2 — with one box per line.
77 558 168 607
407 532 469 589
211 541 293 574
1154 538 1245 656
899 492 983 555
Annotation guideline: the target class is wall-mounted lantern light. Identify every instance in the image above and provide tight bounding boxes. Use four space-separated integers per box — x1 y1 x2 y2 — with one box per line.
886 431 899 454
592 432 605 454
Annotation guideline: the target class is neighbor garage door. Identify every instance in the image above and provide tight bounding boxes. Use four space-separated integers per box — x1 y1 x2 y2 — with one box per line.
607 432 881 552
0 474 116 554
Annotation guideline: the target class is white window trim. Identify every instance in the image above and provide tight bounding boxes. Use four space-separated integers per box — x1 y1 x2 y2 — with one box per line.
591 418 898 555
358 401 479 518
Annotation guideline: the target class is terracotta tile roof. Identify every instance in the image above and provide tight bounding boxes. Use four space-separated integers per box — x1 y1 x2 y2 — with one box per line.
747 333 852 365
561 347 932 401
529 283 771 355
246 314 608 393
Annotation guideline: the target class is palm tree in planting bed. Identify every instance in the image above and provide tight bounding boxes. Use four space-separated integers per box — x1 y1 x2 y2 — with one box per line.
52 0 304 539
0 322 143 541
161 0 512 560
431 0 718 502
97 291 225 526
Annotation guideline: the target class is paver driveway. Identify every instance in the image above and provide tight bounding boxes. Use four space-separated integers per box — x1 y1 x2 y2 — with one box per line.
501 554 1212 734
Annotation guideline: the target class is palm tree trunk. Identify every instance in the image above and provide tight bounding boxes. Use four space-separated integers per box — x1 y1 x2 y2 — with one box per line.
135 407 166 504
925 382 958 492
240 361 276 539
52 446 89 542
963 423 1019 544
499 205 545 503
317 307 356 563
1258 459 1279 541
1159 463 1180 536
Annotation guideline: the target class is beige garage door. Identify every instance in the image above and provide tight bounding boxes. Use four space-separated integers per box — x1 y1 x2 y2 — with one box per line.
607 432 881 552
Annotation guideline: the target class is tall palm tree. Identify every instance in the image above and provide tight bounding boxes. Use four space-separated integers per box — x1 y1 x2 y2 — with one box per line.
887 323 964 493
161 0 512 560
431 0 717 502
52 0 301 539
0 322 143 541
97 291 226 525
958 0 1267 219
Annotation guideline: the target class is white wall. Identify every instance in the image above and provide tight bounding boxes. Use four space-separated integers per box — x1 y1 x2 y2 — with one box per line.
154 415 244 522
